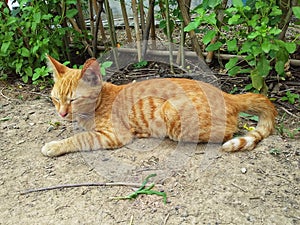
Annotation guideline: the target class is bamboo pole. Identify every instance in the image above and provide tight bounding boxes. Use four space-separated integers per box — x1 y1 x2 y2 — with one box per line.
150 0 156 49
104 0 119 69
76 0 87 31
120 0 133 42
177 0 204 60
88 0 95 38
165 0 174 73
132 0 142 61
92 0 105 57
139 0 146 35
142 0 155 58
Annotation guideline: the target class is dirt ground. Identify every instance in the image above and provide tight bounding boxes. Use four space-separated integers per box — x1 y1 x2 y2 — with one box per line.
0 81 299 225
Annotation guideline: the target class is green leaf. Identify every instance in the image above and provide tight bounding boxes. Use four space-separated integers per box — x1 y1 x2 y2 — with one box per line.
1 42 10 54
205 41 222 51
261 40 271 53
228 14 241 25
250 69 264 90
22 75 29 83
101 61 113 68
244 84 253 91
270 6 282 16
252 46 263 57
20 47 30 57
42 14 53 20
228 66 241 76
275 60 285 76
248 31 260 39
7 17 18 26
284 42 296 53
66 9 78 19
33 12 41 23
248 14 259 28
225 57 239 70
269 27 282 35
257 55 271 77
232 0 244 7
239 112 259 122
208 0 222 8
292 6 300 19
240 41 252 53
204 13 217 25
100 61 113 75
203 30 216 45
24 67 33 77
184 19 201 32
276 47 289 62
227 39 238 52
239 68 251 74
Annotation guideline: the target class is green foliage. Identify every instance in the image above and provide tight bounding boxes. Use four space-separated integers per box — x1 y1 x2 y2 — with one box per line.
280 91 300 104
100 61 113 76
0 0 83 83
156 0 179 37
133 60 148 69
184 0 299 92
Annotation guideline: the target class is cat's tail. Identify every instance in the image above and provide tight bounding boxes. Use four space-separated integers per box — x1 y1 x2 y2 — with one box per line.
222 93 277 152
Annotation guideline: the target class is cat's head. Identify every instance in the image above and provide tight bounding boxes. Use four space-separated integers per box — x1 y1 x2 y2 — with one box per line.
47 55 103 121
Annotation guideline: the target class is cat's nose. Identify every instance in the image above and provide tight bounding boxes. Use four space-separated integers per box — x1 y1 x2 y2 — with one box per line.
59 112 68 117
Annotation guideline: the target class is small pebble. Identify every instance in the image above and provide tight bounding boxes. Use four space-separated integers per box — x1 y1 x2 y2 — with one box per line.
241 168 247 174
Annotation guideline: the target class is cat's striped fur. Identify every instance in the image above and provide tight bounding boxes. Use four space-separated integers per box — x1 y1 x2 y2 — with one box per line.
41 56 277 157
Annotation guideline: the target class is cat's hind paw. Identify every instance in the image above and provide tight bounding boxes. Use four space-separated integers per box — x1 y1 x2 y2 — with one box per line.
41 141 64 157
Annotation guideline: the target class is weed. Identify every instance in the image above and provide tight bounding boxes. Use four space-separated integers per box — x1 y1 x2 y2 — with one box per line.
280 91 299 104
269 148 281 155
111 174 167 204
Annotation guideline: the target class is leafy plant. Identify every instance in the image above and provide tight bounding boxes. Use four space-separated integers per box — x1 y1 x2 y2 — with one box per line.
111 174 167 204
133 60 148 69
0 0 83 83
280 91 300 104
100 61 113 76
276 114 300 139
184 0 299 92
156 0 179 37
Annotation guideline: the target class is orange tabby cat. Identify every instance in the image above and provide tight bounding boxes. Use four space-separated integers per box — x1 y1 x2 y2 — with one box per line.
41 56 277 157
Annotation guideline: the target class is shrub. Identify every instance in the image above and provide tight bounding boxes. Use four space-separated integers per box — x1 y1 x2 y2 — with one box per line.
0 0 83 84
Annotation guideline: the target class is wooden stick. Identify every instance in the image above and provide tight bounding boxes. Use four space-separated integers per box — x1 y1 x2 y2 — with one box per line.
165 0 174 73
120 0 133 42
177 0 204 60
20 182 162 195
132 0 142 61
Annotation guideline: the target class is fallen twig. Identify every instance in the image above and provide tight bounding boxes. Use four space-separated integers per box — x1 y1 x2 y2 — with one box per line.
280 106 300 119
0 87 11 102
163 213 170 225
20 181 161 195
231 182 248 192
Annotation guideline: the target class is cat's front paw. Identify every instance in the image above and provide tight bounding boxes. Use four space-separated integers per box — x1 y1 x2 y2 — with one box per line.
41 141 64 157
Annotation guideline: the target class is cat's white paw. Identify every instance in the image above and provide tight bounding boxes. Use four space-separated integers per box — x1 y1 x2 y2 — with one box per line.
41 141 63 157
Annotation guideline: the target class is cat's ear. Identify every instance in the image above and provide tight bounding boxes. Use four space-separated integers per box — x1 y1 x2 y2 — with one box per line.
47 55 68 81
80 58 102 86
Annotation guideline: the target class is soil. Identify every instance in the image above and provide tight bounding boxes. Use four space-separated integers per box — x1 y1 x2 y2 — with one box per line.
0 64 300 225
